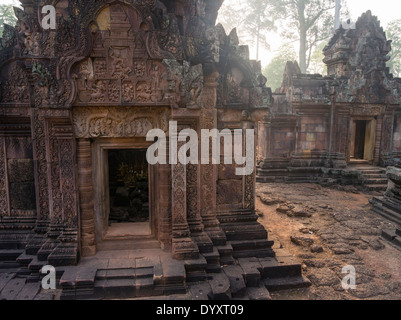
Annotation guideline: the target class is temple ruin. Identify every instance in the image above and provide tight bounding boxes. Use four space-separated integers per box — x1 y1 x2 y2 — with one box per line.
0 0 311 299
257 11 401 191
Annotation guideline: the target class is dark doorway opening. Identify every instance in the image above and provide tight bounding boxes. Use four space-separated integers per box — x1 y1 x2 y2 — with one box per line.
107 149 150 237
354 120 367 159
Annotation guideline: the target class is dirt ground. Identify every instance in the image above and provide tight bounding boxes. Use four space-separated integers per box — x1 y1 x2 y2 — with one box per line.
256 182 401 300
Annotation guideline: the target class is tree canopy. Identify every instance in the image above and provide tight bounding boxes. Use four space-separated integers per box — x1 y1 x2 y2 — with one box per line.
386 19 401 78
218 0 349 74
0 4 17 38
262 44 297 92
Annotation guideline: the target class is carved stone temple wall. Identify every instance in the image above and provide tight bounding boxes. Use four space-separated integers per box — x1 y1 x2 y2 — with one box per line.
0 0 280 282
257 11 401 185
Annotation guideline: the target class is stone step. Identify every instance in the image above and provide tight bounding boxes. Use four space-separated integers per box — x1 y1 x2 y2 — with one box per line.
238 257 262 287
155 258 188 296
230 239 275 259
286 178 315 183
0 249 24 262
222 223 268 241
258 256 302 279
357 167 385 171
27 257 46 273
0 261 20 270
378 197 401 214
382 229 398 242
95 267 153 281
96 239 160 251
93 268 156 299
371 199 401 225
263 276 312 291
363 174 387 178
184 256 208 283
0 232 33 250
364 179 388 185
201 248 221 273
94 278 143 299
365 184 388 191
16 253 34 267
216 244 235 266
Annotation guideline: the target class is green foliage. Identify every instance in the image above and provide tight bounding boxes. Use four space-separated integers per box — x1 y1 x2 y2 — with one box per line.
241 0 276 59
386 19 401 77
0 4 17 38
262 44 297 92
270 0 343 73
308 41 328 75
218 0 275 59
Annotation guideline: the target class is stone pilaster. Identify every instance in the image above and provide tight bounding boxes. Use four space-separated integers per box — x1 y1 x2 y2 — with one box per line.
171 129 199 260
77 139 96 257
200 72 226 245
31 109 50 233
0 137 10 217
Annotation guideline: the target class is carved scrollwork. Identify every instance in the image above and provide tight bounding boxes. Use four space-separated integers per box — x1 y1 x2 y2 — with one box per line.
72 107 169 138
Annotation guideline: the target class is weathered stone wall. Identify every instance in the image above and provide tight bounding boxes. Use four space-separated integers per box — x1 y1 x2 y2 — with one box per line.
393 114 401 157
298 116 329 153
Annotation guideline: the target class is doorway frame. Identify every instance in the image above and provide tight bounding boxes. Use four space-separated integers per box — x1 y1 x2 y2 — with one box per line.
92 138 158 243
349 117 377 163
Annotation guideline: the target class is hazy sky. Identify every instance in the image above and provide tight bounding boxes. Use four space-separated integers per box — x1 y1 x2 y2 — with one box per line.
1 0 400 66
2 0 399 25
217 0 401 66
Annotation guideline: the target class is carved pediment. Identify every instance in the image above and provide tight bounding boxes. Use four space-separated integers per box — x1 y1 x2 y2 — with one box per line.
73 4 169 106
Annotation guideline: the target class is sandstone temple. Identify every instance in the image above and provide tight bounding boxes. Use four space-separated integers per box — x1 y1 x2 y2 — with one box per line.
1 1 400 300
257 11 401 190
0 0 311 299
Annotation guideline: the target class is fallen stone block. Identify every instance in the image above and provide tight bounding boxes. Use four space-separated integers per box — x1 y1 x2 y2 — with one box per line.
290 236 314 247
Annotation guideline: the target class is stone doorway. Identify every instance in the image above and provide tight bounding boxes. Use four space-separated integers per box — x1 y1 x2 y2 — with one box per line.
350 119 376 162
106 149 151 238
91 139 158 248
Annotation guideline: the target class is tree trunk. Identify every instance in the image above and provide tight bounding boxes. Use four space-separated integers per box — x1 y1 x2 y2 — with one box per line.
335 0 341 30
298 1 307 73
256 12 261 61
299 27 307 73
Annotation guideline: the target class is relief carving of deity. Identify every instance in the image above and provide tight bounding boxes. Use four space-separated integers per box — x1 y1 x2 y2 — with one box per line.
88 80 107 102
109 47 132 79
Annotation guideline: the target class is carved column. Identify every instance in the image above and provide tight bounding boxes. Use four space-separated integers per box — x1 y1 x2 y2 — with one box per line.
48 123 79 266
26 109 51 256
171 128 199 260
0 137 10 216
31 109 51 233
187 161 213 253
158 162 172 250
242 113 256 211
37 122 64 261
200 72 226 245
77 139 96 257
380 111 394 166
